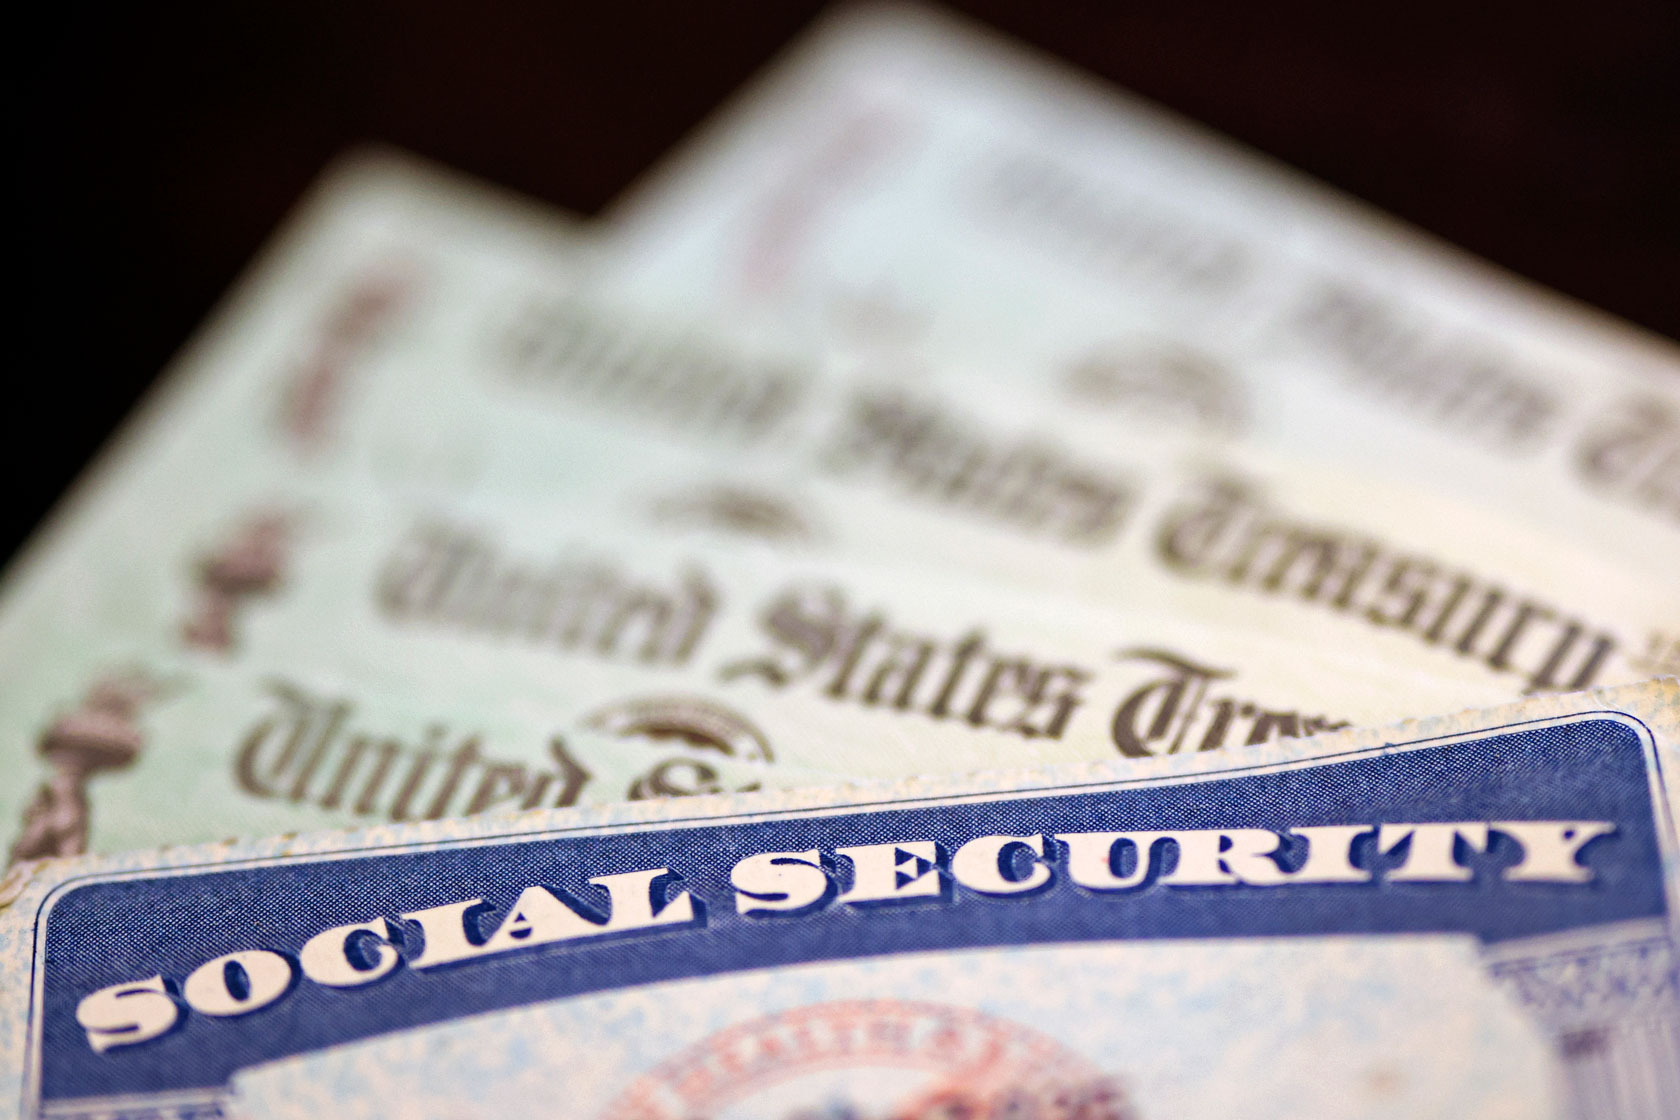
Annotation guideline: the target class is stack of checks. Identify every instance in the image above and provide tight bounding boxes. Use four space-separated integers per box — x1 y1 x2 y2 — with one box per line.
2 7 1675 1119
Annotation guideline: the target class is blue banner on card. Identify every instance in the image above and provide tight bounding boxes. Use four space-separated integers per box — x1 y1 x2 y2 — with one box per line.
24 713 1673 1114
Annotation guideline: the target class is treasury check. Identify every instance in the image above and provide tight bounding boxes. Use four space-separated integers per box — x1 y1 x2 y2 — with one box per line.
0 680 1673 1119
0 145 1664 865
2 153 1665 744
605 2 1680 582
326 211 1676 695
2 492 1498 860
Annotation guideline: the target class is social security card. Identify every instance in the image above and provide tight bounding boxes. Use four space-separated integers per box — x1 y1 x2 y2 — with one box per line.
2 679 1675 1119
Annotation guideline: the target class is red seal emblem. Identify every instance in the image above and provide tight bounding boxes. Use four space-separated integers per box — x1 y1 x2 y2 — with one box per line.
601 998 1136 1120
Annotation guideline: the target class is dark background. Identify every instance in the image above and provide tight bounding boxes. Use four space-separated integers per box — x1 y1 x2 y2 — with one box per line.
13 1 1679 568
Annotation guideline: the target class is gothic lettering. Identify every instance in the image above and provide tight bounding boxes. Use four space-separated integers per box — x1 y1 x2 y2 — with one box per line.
1155 481 1626 693
234 682 591 823
378 521 717 666
722 585 1089 741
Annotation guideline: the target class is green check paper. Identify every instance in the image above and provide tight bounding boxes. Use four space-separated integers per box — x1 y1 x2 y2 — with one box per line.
1 154 1672 863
